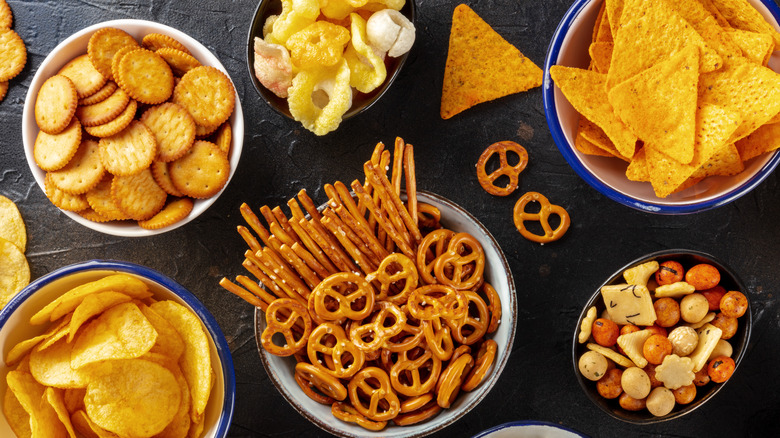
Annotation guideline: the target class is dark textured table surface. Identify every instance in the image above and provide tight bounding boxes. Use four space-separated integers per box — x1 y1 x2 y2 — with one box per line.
2 0 779 437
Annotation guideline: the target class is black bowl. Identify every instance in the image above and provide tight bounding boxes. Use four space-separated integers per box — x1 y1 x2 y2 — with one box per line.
572 249 751 424
246 0 416 121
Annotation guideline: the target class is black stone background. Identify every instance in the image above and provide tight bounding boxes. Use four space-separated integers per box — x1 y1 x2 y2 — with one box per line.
1 0 779 437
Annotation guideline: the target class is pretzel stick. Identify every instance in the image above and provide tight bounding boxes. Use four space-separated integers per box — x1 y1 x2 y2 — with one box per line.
391 137 405 195
242 258 285 299
270 221 297 248
279 243 321 289
296 189 324 223
351 180 415 259
260 247 312 299
365 161 422 246
288 198 306 222
365 162 413 248
322 207 381 269
290 242 331 280
235 274 278 306
272 206 302 246
219 278 267 310
333 203 388 263
246 249 308 306
321 212 378 275
237 225 262 253
259 205 280 231
289 218 339 275
301 218 359 274
296 190 351 266
240 203 273 248
403 143 418 229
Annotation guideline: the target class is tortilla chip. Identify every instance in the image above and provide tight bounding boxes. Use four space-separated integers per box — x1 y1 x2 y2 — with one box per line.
644 104 740 197
595 2 613 43
694 142 745 177
589 42 613 74
626 148 650 182
736 120 780 161
726 29 774 65
698 0 733 28
550 66 637 159
708 0 780 46
609 44 700 164
578 116 628 160
607 0 722 90
664 0 742 60
699 57 780 142
605 0 625 43
575 132 615 157
440 4 543 119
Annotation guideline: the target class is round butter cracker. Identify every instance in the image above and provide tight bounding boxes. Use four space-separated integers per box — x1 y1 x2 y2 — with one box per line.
110 168 167 221
0 28 25 82
169 140 229 199
76 86 130 127
85 176 129 221
150 161 185 197
58 54 106 99
45 173 89 212
35 75 78 134
78 81 118 106
138 198 193 230
140 102 196 162
142 33 191 55
0 81 7 102
87 27 139 80
34 117 82 171
116 48 174 105
156 47 200 77
98 120 157 176
48 139 105 195
0 0 12 29
172 66 235 128
84 99 137 138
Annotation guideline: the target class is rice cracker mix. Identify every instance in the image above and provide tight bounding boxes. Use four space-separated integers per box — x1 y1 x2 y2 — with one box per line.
30 26 236 230
550 0 780 198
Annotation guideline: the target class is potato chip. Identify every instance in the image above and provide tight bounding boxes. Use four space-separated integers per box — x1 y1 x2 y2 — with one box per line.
45 387 77 438
138 352 191 438
70 302 158 369
607 0 721 90
709 0 780 46
6 370 68 437
0 194 26 252
137 303 187 361
30 274 150 325
62 388 86 415
736 120 780 162
0 236 29 308
84 359 180 437
3 386 32 438
550 66 637 159
70 409 115 438
36 314 72 352
29 338 90 388
6 316 70 367
608 44 700 164
440 4 542 119
67 291 134 342
149 300 212 420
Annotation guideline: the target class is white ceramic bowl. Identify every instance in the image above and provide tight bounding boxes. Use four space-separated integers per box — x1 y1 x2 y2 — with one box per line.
254 191 517 438
0 260 236 437
543 0 780 214
473 421 588 438
22 19 244 236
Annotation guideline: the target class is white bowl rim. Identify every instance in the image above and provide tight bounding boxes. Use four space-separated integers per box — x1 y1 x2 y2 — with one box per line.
0 259 237 437
21 18 245 237
542 0 780 215
254 190 518 438
472 420 589 438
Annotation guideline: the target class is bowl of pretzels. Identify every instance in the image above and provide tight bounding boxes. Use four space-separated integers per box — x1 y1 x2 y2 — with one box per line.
220 139 517 437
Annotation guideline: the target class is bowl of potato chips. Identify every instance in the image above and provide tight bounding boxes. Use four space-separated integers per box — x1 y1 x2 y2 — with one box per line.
247 0 416 136
544 0 780 214
22 19 244 236
0 260 235 437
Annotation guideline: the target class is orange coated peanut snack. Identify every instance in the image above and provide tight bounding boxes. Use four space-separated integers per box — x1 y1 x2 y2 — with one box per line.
220 138 502 431
577 258 747 417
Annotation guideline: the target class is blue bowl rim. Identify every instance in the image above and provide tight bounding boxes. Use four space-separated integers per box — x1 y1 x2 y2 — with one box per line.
0 259 236 438
471 420 589 438
542 0 780 215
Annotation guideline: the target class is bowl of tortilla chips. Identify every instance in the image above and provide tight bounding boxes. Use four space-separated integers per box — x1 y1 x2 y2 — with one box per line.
543 0 780 214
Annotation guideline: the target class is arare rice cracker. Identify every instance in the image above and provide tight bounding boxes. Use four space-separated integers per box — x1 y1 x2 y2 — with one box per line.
84 99 137 138
168 140 229 199
138 198 193 230
35 75 78 134
98 120 157 176
48 139 105 195
110 168 167 221
58 54 106 99
34 118 82 171
140 102 196 162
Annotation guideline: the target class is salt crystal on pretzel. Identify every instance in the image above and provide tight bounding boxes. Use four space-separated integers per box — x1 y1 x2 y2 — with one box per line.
279 243 322 289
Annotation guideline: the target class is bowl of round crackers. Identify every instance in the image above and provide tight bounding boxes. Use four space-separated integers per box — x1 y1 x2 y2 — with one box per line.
0 259 236 438
22 19 244 236
543 0 780 214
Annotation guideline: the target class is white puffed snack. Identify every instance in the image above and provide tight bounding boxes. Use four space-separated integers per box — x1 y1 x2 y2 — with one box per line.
578 306 597 343
366 9 416 58
579 350 609 381
668 326 698 357
621 366 651 399
646 387 675 417
654 354 695 390
253 37 294 98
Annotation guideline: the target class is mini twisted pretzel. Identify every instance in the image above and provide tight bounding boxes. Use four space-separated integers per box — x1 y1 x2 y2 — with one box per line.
480 282 502 334
416 203 441 231
400 393 434 413
349 301 407 352
393 400 443 426
311 272 375 321
331 401 388 432
433 233 485 290
307 322 365 378
383 305 424 353
367 253 419 305
260 298 312 357
445 291 489 345
462 339 498 391
513 191 571 244
476 141 529 196
416 229 455 284
389 345 442 397
407 284 468 322
436 353 474 409
348 367 401 422
294 362 347 402
421 317 455 361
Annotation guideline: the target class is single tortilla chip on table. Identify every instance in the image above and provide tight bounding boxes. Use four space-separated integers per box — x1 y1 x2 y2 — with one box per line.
549 66 637 159
440 4 543 119
608 44 700 165
607 0 722 91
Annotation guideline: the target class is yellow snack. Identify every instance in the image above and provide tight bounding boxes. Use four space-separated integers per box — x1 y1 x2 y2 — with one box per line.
585 342 635 368
67 291 134 342
83 98 138 138
35 75 79 135
168 140 230 199
0 236 29 308
87 27 139 80
578 306 597 344
623 261 659 287
48 139 105 195
270 0 319 43
138 197 194 230
654 354 695 390
0 194 26 252
98 120 157 177
287 21 350 69
345 12 387 93
110 168 168 221
0 28 26 82
58 54 107 99
75 86 130 127
288 59 353 136
115 48 174 105
141 32 191 54
616 329 654 368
